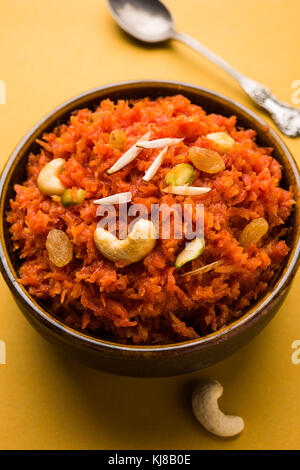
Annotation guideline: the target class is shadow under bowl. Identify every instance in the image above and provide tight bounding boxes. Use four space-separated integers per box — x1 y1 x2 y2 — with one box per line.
0 80 299 377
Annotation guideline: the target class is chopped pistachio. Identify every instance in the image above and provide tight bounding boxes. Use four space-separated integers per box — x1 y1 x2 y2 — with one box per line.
62 188 85 207
165 163 195 186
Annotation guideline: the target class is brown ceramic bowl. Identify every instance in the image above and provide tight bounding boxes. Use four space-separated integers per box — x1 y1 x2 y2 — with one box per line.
0 80 299 377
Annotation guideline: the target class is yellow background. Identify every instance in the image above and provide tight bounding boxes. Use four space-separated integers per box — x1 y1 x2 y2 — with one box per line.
0 0 299 450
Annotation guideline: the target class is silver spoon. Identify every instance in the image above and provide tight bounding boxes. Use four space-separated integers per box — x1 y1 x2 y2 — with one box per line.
107 0 300 137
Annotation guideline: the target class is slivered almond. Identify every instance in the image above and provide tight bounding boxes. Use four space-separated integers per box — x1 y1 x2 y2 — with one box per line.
107 131 151 174
143 146 168 182
137 138 183 149
179 260 223 277
162 186 211 196
93 192 131 205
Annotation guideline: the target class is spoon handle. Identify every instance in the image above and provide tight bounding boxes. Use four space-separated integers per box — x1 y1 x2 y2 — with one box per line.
173 32 243 83
173 32 300 137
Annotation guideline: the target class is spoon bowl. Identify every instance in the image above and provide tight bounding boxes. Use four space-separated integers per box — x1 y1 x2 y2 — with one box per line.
107 0 300 137
108 0 174 43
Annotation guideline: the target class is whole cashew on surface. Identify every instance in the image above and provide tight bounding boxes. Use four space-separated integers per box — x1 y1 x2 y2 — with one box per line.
192 380 244 437
37 158 66 196
94 218 157 266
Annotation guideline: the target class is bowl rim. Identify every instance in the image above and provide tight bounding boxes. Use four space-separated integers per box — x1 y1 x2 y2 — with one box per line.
0 79 300 356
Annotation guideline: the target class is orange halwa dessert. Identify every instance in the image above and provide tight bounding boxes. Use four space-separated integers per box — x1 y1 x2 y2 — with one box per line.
7 95 294 344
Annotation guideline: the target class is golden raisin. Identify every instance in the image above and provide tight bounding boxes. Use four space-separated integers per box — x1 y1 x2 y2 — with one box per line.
109 129 126 151
188 146 225 174
239 218 269 248
46 229 73 267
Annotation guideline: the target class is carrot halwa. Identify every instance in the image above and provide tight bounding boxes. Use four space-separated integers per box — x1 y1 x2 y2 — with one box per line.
7 95 294 344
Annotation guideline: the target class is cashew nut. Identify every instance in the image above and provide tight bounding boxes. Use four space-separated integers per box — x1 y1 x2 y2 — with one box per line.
37 158 66 195
192 380 244 437
94 218 157 265
206 132 235 153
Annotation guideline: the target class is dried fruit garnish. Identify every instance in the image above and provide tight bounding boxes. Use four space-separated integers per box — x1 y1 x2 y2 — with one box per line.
137 137 183 149
109 129 126 151
206 132 235 152
62 188 85 207
175 237 205 268
162 185 211 196
107 131 151 174
179 260 223 277
188 146 225 174
165 163 195 186
37 158 66 196
239 217 269 248
46 229 73 267
93 191 132 205
143 146 168 182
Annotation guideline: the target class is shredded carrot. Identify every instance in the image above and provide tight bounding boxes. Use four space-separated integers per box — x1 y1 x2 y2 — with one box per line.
7 95 294 344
